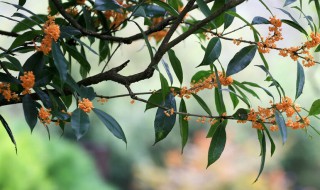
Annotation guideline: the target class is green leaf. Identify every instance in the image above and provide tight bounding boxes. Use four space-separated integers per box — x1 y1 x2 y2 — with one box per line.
93 108 127 143
5 55 23 73
161 59 173 85
154 93 177 144
212 64 226 114
261 123 276 156
152 0 179 16
60 26 82 38
207 119 223 138
226 45 257 76
94 0 122 11
132 20 153 60
71 108 90 140
82 6 95 45
224 6 236 30
0 72 20 84
192 93 212 116
9 30 42 50
242 81 274 102
159 73 169 100
79 86 96 100
314 0 320 28
65 45 91 75
198 37 221 67
19 0 26 6
3 2 44 22
22 94 38 131
275 110 287 144
228 85 239 108
145 91 162 111
252 16 270 25
0 114 17 153
23 51 45 80
222 88 250 108
232 80 260 100
232 108 249 120
295 61 305 100
196 0 212 18
168 49 183 85
210 0 226 29
52 41 69 82
309 99 320 116
254 130 266 182
190 70 212 83
179 99 189 153
35 89 52 109
284 0 297 6
207 120 227 167
281 19 308 36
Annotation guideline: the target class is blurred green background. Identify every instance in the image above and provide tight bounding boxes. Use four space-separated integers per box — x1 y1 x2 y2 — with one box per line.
1 1 320 190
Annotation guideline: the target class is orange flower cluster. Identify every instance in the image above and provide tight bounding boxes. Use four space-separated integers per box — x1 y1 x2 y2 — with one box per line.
78 98 94 113
178 72 233 99
164 108 175 117
238 96 309 131
20 71 35 95
0 82 19 101
257 16 283 53
65 7 78 16
196 117 217 125
36 16 60 55
104 10 127 29
38 107 51 125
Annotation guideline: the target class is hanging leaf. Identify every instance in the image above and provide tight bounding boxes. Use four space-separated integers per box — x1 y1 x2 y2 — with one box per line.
228 85 239 108
207 119 223 138
22 94 38 131
22 51 45 80
159 73 169 100
232 108 249 120
242 81 274 102
295 61 305 100
168 49 183 85
161 59 173 85
198 37 221 67
0 114 17 153
251 16 270 25
309 99 320 116
154 93 177 144
191 70 212 83
232 80 260 100
207 120 227 167
145 91 162 111
9 30 42 50
254 130 266 182
224 6 236 30
71 108 90 140
192 93 212 116
275 110 287 144
65 45 91 75
226 45 257 76
52 41 68 82
93 108 127 144
79 86 96 100
179 99 189 153
284 0 297 6
281 19 308 36
261 123 276 157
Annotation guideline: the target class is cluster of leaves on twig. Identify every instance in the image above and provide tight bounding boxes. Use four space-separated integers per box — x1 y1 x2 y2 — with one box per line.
0 0 320 181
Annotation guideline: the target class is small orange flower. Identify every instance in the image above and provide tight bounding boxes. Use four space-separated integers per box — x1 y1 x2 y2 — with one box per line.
39 107 51 124
36 16 60 55
78 98 94 113
20 71 35 95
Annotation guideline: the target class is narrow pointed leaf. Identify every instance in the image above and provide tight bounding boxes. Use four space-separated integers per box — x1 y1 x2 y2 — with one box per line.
52 41 68 82
262 123 276 156
191 70 212 83
295 61 305 99
198 37 221 67
179 99 189 153
168 49 183 85
145 91 162 111
309 99 320 116
161 59 173 85
284 0 297 6
275 110 287 144
154 93 176 144
226 45 257 76
0 115 17 153
281 19 308 36
159 73 169 100
94 0 122 11
71 108 90 140
254 131 266 182
252 16 270 25
192 93 212 116
22 94 38 131
228 85 239 108
152 0 179 16
207 120 227 167
93 108 127 143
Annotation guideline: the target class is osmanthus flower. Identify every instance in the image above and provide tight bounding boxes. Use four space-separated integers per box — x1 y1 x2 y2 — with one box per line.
36 16 60 55
38 107 51 125
78 98 94 113
0 82 13 101
20 71 35 95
